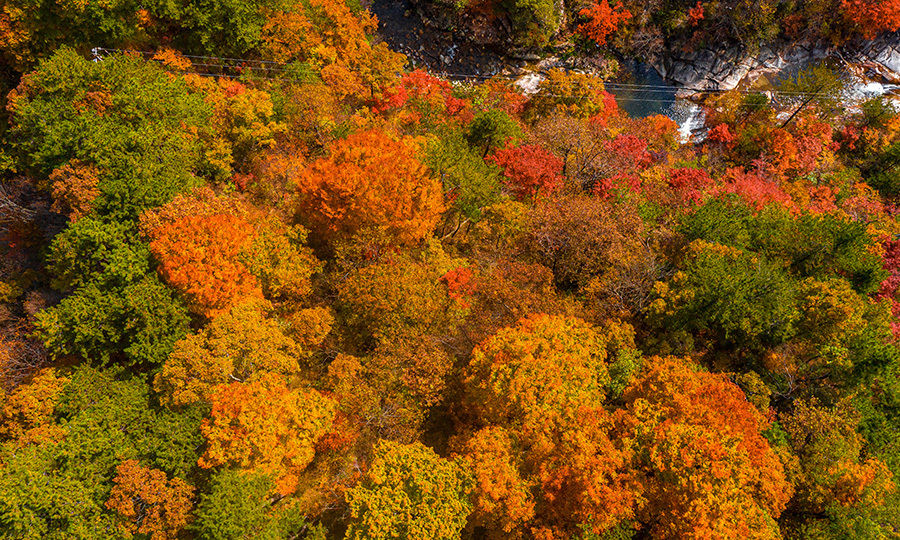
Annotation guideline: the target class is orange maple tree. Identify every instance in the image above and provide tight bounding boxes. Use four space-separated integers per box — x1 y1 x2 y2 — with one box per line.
106 460 194 540
294 129 443 245
621 357 793 539
462 314 639 537
841 0 900 37
262 0 405 100
148 213 262 318
0 367 67 444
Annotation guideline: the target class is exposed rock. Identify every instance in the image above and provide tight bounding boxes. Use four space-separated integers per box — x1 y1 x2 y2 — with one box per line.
650 32 900 97
850 33 900 84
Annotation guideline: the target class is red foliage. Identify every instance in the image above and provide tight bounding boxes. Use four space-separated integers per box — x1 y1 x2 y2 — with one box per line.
793 116 834 174
374 85 408 113
588 92 621 128
488 144 565 200
374 70 471 120
839 124 861 151
604 134 652 171
578 0 633 45
687 1 705 26
706 123 736 148
877 239 900 338
441 266 475 305
722 167 793 212
805 185 839 214
841 0 900 38
592 172 641 199
667 167 714 204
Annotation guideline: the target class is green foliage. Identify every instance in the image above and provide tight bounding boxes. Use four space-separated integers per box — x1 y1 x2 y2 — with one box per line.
46 217 152 292
344 440 474 540
652 241 798 349
0 0 293 70
193 470 308 540
8 49 211 220
0 366 202 538
776 62 846 119
466 109 522 157
424 128 502 220
502 0 561 47
680 198 887 294
35 276 190 366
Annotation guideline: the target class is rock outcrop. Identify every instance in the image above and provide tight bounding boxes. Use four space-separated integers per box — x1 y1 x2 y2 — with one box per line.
647 32 900 97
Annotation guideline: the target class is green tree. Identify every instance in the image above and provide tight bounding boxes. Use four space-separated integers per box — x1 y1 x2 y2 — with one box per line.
192 470 309 540
35 275 190 366
344 440 474 540
0 366 202 538
466 109 522 157
8 49 212 221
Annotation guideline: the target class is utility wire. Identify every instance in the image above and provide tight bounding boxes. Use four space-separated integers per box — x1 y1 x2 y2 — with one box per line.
91 47 891 102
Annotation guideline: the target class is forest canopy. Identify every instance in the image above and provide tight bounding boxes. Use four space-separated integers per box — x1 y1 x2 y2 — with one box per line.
2 1 900 539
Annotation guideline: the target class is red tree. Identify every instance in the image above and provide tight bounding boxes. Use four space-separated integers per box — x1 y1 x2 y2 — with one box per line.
841 0 900 38
488 144 564 200
578 0 633 45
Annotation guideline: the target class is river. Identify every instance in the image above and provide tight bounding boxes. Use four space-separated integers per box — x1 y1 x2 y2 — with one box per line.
372 0 898 143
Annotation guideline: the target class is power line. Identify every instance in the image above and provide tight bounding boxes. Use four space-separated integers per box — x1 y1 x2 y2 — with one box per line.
91 47 889 103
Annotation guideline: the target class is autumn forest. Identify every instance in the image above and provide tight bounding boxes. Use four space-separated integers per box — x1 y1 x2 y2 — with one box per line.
1 0 900 538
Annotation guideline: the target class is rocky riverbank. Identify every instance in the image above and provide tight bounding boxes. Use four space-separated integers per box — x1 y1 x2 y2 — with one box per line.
373 0 900 100
647 32 900 96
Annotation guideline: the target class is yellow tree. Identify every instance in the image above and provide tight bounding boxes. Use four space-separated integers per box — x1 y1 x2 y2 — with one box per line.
198 373 336 496
462 314 639 537
344 440 474 540
262 0 405 100
155 300 303 407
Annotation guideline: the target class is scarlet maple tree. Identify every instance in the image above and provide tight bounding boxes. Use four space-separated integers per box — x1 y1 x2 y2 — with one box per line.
688 1 705 26
667 167 714 204
578 0 632 45
106 460 194 540
487 144 564 200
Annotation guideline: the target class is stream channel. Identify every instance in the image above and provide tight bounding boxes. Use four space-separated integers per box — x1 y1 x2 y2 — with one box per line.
371 0 899 142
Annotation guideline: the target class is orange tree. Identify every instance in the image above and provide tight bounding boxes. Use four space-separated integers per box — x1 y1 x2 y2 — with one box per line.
620 356 793 539
198 372 336 496
142 189 319 317
261 0 405 101
294 129 443 247
106 460 194 540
